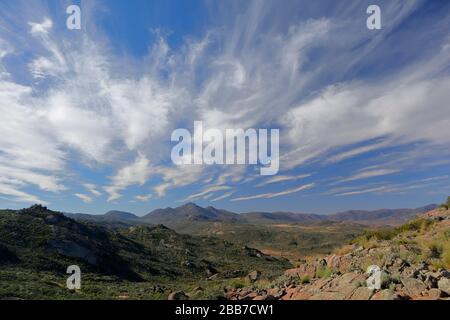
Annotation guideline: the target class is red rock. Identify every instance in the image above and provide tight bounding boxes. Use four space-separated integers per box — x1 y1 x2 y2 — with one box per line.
284 264 316 278
290 290 313 300
350 287 374 300
402 278 427 297
371 289 402 300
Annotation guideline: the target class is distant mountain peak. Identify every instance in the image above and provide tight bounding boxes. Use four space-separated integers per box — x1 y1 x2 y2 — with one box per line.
103 210 137 220
142 202 241 226
179 202 202 209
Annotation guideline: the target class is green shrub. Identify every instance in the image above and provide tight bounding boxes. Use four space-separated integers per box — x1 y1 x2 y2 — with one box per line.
438 196 450 210
300 275 310 284
315 267 333 279
427 242 443 259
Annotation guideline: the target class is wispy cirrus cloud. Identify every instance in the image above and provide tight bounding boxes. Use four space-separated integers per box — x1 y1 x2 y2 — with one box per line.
180 185 232 203
336 186 389 197
231 183 315 201
325 140 391 164
135 193 153 202
0 0 449 211
337 168 400 184
74 193 93 203
210 192 234 202
332 175 450 197
0 181 48 205
83 183 102 197
256 173 311 187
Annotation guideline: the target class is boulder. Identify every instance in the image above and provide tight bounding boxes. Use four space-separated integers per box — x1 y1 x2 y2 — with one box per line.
402 278 427 297
440 269 450 278
240 291 258 300
205 266 218 277
438 277 450 295
168 291 188 300
309 291 347 300
423 273 439 289
371 289 402 300
289 290 313 300
325 254 352 273
267 288 284 299
423 288 442 300
248 270 261 282
284 264 316 278
366 266 390 290
350 287 374 300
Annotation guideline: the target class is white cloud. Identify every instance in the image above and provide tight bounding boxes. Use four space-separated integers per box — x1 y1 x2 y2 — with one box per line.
28 17 52 35
0 165 64 192
0 182 47 205
83 183 102 197
105 154 152 201
135 193 153 202
153 182 172 198
152 165 205 197
74 193 93 203
282 62 450 170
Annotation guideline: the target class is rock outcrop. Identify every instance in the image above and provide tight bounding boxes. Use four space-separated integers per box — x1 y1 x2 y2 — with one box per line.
225 208 450 300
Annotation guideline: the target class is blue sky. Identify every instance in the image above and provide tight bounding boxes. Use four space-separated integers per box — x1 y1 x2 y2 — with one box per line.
0 0 449 215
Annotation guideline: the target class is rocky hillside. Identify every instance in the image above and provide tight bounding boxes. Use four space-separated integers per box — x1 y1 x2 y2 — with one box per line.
0 205 291 299
224 207 450 300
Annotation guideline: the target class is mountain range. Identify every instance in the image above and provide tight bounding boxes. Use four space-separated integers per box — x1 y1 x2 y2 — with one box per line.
66 202 437 228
